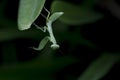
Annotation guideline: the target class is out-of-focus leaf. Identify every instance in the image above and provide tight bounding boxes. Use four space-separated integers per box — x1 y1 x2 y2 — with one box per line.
33 36 49 51
51 1 103 25
78 53 120 80
18 0 46 30
83 0 98 8
0 56 77 80
105 0 120 19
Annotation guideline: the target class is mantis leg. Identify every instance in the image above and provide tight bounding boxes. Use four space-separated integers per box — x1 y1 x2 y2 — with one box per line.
33 23 47 32
43 7 50 21
32 36 50 51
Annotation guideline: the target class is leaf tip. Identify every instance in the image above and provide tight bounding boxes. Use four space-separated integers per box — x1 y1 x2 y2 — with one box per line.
58 12 64 15
18 24 31 30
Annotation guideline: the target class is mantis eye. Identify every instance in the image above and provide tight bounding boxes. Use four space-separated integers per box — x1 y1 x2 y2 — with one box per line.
51 44 60 50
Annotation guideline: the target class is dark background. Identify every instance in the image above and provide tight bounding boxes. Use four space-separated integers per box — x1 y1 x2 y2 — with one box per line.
0 0 120 80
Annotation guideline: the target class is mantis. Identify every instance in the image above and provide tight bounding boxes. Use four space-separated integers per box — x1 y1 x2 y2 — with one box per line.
32 7 64 51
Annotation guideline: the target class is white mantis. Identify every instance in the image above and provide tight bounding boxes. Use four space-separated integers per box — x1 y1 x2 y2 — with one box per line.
32 7 64 50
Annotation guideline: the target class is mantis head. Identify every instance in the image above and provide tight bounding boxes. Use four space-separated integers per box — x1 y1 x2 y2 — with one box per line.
51 44 60 50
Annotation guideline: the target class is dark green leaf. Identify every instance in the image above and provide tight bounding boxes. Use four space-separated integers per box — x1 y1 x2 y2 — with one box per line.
51 1 103 25
78 53 119 80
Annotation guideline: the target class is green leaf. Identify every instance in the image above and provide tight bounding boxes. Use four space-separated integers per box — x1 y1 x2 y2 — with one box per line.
49 12 64 23
33 36 49 51
0 56 77 80
51 1 103 25
78 53 120 80
18 0 46 30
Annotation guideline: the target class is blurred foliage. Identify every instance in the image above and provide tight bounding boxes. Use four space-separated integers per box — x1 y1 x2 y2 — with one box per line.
51 1 103 25
0 0 120 80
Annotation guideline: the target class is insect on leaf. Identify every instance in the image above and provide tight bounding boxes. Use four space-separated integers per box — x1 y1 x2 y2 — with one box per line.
33 36 49 51
18 0 46 30
48 12 64 23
